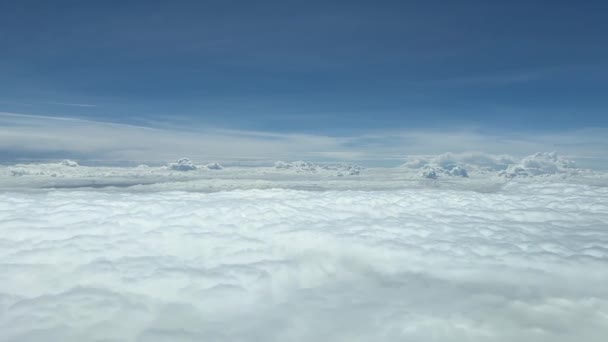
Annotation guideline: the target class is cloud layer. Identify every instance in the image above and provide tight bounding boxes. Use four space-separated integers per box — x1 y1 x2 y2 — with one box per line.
2 112 608 166
4 152 606 193
1 181 608 341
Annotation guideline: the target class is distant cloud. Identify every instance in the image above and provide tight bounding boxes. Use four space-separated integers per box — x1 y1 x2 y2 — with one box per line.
0 111 607 166
47 102 97 107
0 100 97 108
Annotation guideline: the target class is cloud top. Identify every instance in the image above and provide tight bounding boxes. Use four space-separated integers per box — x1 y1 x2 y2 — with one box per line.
167 158 197 171
1 181 607 341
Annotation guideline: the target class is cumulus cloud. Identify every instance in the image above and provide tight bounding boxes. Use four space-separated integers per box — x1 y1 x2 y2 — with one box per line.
421 168 439 179
403 152 581 179
205 162 223 170
165 159 222 172
1 181 608 341
274 160 319 172
167 158 197 171
60 159 79 167
2 152 605 192
516 151 576 175
404 152 515 172
274 161 362 176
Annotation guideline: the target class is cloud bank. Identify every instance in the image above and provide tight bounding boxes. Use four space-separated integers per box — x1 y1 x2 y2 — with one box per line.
5 151 606 193
404 151 580 179
1 181 607 341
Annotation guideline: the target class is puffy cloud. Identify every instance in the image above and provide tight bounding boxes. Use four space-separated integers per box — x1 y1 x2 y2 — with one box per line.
275 160 319 172
205 162 223 170
1 181 607 341
60 159 79 167
421 168 439 179
335 165 361 176
404 152 580 179
167 158 197 171
274 161 362 176
448 164 468 177
515 152 576 175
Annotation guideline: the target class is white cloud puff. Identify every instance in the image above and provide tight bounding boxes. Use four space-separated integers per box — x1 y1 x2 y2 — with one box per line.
514 151 576 176
167 158 197 171
205 162 223 170
404 152 580 179
60 159 79 167
275 160 319 172
274 161 362 176
1 180 608 341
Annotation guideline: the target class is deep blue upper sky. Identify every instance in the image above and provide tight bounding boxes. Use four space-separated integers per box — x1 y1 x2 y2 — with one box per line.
1 0 607 134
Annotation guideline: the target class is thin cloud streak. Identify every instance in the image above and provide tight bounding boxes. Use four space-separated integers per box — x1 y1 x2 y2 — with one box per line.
1 112 607 165
0 100 97 108
46 102 97 107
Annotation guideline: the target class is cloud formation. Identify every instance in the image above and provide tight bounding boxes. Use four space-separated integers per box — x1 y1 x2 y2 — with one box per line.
3 151 607 193
1 181 607 341
404 151 579 179
1 112 608 166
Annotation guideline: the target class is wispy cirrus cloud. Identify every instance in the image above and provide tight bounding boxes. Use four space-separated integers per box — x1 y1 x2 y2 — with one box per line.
0 99 96 108
1 111 607 166
46 102 97 107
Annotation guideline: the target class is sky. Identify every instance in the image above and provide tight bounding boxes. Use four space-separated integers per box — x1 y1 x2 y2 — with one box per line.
1 1 607 164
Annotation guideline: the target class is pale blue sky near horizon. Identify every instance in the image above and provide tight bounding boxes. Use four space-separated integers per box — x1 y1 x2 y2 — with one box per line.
1 1 607 135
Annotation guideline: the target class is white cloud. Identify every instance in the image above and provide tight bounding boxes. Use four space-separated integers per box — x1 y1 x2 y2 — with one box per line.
0 112 349 163
167 158 198 171
205 162 223 170
60 159 80 167
402 152 580 179
1 111 608 167
517 151 576 175
46 102 97 107
1 181 608 341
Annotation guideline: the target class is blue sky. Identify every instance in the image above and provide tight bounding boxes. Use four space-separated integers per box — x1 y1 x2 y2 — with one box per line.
1 1 607 163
